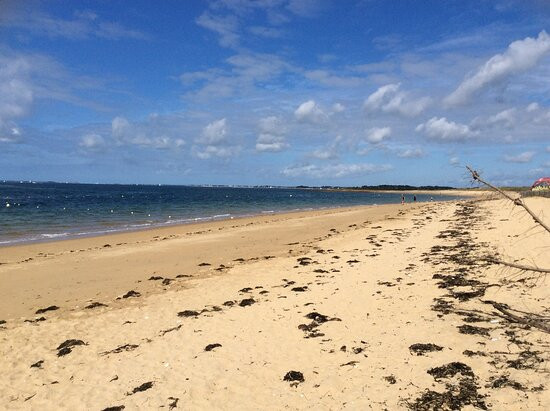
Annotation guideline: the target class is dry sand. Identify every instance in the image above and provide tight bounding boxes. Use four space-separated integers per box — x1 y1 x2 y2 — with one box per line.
0 196 548 410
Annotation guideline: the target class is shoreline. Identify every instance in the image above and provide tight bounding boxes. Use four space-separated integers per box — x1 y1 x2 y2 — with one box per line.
0 201 427 320
0 189 478 248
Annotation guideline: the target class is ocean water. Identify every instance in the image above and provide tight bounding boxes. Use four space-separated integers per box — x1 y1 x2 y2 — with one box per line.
0 182 461 246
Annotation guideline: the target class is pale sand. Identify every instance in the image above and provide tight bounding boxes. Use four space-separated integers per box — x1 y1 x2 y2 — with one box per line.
0 197 548 410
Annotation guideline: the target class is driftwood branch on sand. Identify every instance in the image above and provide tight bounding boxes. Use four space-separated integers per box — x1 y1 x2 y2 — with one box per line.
466 166 549 275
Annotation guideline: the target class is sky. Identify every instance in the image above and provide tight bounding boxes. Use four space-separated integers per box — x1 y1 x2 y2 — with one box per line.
1 0 549 187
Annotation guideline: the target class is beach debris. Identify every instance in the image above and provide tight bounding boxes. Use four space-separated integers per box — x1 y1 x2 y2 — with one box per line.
223 301 235 306
24 317 46 323
297 257 312 266
291 286 308 292
407 361 487 410
313 269 328 273
463 350 487 357
457 324 490 336
162 278 173 285
506 350 543 370
239 298 256 307
35 305 59 314
340 360 359 367
175 274 192 278
298 312 341 338
205 343 222 351
30 360 44 368
149 276 163 280
233 258 245 262
283 371 304 383
110 375 119 382
122 290 141 298
486 374 525 390
178 310 200 317
384 375 397 384
101 344 139 356
427 362 474 381
409 343 444 356
127 381 154 395
168 397 179 410
160 324 182 336
85 302 107 309
346 259 360 264
239 287 253 293
102 406 125 411
198 262 211 266
56 339 86 356
0 320 5 325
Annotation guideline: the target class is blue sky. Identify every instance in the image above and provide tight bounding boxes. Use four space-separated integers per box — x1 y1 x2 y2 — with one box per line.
1 0 549 186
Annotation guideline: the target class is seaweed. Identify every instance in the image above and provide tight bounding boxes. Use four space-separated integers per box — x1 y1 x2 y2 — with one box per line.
35 305 59 314
283 371 304 383
409 343 443 356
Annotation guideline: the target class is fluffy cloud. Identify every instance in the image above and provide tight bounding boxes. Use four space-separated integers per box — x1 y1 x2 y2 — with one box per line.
471 108 517 130
526 102 540 112
196 118 227 145
416 117 477 142
445 31 550 106
365 127 391 143
194 118 239 159
504 151 535 163
332 103 345 113
0 56 33 143
281 163 392 179
364 83 431 117
449 156 460 165
255 116 288 152
294 100 327 124
397 148 424 158
111 116 185 149
310 135 343 160
79 133 106 152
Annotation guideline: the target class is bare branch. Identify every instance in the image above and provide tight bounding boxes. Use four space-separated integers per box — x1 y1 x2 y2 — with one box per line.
466 165 550 235
485 257 550 274
484 300 550 333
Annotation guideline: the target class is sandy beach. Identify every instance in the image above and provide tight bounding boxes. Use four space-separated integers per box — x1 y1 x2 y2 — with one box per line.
0 195 548 410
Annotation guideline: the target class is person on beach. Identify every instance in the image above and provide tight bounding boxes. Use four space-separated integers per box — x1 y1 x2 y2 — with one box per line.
401 194 405 205
413 195 417 202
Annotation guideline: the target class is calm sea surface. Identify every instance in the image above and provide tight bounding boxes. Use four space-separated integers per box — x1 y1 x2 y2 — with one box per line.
0 182 462 246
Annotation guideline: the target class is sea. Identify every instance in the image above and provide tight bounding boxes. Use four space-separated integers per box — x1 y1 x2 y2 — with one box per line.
0 181 462 246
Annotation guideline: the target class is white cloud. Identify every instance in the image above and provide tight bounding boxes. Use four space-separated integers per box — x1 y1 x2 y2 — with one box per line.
445 31 550 106
416 117 477 142
332 103 345 113
281 163 392 179
310 135 343 160
294 100 327 124
0 6 147 40
526 102 540 112
364 83 430 117
504 151 535 163
110 115 186 150
196 12 239 48
365 127 391 144
194 118 240 158
0 56 33 142
79 133 105 152
255 116 288 152
197 118 227 145
397 148 424 158
449 156 460 165
471 108 517 130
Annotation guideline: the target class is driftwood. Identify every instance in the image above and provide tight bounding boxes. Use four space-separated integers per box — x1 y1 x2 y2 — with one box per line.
483 300 550 334
466 166 550 235
467 166 549 275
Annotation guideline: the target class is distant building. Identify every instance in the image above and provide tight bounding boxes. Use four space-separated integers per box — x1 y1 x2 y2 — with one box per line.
531 177 550 191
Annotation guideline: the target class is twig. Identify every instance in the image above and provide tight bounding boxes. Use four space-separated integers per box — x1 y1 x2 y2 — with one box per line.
486 301 550 333
485 257 550 274
466 166 550 235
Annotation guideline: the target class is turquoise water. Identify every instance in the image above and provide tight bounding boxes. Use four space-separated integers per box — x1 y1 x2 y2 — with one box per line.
0 182 460 245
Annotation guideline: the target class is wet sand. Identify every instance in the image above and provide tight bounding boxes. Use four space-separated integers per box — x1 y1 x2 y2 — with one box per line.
0 196 548 410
